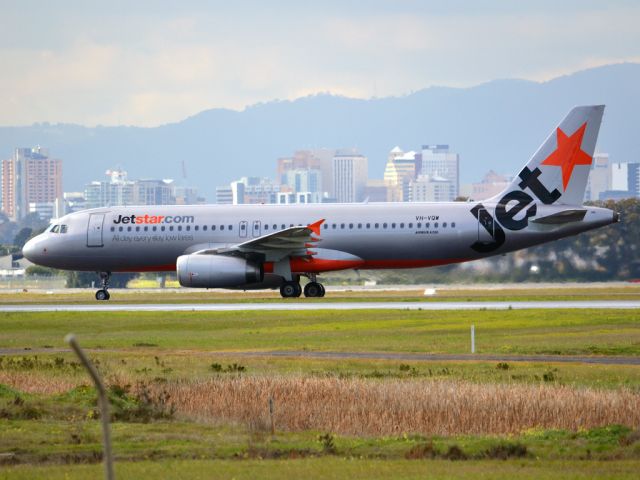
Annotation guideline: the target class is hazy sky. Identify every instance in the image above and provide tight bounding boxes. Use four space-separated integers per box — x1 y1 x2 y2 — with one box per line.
2 0 639 127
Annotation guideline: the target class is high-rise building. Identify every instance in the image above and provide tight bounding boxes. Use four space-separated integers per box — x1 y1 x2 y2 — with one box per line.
215 186 233 205
133 179 175 206
586 153 610 201
420 145 459 200
84 169 134 208
174 185 202 205
606 161 640 198
84 169 180 208
363 179 389 202
471 170 511 200
282 168 322 195
333 150 368 203
63 192 87 214
1 147 63 221
217 177 279 205
383 146 416 201
410 174 456 202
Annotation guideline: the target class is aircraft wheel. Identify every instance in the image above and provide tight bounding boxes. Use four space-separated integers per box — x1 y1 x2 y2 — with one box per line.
280 281 302 298
95 289 110 301
304 282 324 298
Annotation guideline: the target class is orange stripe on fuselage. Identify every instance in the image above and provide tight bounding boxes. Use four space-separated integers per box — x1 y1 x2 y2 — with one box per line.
115 258 470 274
264 257 469 274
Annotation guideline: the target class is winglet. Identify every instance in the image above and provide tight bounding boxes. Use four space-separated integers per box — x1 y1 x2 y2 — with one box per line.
307 219 325 235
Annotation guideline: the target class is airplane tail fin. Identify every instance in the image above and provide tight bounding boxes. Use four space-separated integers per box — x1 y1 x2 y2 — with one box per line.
490 105 604 206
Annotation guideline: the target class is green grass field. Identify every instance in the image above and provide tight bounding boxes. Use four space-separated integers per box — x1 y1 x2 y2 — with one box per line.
1 308 639 356
1 304 639 478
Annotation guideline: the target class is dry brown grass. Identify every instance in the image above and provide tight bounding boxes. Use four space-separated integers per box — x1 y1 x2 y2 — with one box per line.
158 376 640 436
0 371 85 395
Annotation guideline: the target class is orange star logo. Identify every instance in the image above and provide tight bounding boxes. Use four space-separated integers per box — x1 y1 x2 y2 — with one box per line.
541 122 592 190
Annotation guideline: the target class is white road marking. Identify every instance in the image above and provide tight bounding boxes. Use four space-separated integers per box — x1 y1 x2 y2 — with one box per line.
1 300 640 312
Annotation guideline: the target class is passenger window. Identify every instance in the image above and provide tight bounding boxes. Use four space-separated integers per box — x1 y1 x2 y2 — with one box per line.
281 224 286 229
426 222 430 228
193 226 197 231
178 226 182 231
264 224 269 231
400 223 404 228
212 225 216 231
332 224 336 229
357 223 362 229
417 222 422 228
349 223 353 229
391 223 396 228
169 226 174 231
161 226 165 231
452 222 456 228
409 223 413 228
220 225 225 231
229 225 233 231
383 223 388 229
203 225 207 231
241 224 246 230
366 223 370 229
127 226 132 232
135 226 140 232
434 222 439 228
375 223 379 229
110 227 115 232
323 224 328 229
443 222 447 228
153 226 157 232
340 223 345 229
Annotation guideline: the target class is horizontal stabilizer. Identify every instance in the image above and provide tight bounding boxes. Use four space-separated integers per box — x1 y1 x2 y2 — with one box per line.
532 209 587 225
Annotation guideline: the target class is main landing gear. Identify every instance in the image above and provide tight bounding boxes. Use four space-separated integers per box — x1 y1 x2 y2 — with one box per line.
95 271 111 301
279 274 326 298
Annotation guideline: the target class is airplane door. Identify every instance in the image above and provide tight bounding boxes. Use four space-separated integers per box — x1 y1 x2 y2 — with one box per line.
477 208 494 243
252 220 261 237
239 221 248 238
87 213 105 247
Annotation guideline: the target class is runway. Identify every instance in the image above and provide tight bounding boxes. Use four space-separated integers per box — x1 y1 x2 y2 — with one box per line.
1 300 640 312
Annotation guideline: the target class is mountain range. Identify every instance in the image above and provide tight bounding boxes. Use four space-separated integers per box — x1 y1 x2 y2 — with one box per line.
0 63 639 201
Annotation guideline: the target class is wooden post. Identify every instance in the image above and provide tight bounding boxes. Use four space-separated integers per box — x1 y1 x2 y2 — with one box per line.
269 396 275 435
66 334 114 480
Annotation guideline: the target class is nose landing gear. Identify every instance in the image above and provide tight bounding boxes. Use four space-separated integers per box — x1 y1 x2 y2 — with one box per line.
95 271 111 301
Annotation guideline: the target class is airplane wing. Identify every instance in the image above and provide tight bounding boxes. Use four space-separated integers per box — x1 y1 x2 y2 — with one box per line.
192 219 324 262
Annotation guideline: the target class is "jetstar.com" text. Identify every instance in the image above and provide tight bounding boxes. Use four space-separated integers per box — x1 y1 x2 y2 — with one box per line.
113 214 195 225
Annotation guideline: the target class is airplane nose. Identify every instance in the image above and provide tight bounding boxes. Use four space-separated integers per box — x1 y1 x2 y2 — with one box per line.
22 238 38 263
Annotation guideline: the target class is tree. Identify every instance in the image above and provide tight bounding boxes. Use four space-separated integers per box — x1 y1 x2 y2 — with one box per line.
13 228 32 249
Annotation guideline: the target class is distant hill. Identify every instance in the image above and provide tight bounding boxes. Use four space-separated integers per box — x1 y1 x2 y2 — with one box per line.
0 63 638 200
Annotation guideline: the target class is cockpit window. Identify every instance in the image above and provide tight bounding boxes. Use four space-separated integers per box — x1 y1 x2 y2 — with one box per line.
49 224 68 234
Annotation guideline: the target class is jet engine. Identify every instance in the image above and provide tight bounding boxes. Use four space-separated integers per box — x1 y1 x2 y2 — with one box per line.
176 254 263 288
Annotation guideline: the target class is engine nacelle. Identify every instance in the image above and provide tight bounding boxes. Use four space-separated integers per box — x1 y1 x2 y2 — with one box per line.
176 254 263 288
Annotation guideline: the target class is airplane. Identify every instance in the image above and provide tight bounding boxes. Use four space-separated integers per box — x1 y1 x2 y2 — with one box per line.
22 105 619 300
